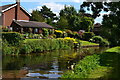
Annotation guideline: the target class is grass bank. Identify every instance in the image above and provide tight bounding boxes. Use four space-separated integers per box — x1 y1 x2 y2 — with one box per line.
62 46 120 79
80 40 99 47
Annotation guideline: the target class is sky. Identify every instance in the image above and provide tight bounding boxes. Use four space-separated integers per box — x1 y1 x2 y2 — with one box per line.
0 0 110 24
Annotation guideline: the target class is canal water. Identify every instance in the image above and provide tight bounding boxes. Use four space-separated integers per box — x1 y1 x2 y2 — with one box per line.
2 47 108 79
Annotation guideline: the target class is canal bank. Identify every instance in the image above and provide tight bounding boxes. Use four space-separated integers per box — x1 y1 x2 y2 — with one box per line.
62 46 120 79
2 47 108 79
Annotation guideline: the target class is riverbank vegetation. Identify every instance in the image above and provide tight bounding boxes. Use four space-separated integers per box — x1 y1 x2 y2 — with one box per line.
2 31 103 55
62 47 120 79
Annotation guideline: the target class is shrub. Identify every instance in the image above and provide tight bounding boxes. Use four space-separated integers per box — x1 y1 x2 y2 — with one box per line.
20 44 33 54
54 30 63 38
82 32 94 41
73 32 81 39
65 30 74 38
48 29 54 35
63 31 68 38
2 41 12 55
42 28 49 37
2 32 23 46
2 41 20 55
90 36 109 46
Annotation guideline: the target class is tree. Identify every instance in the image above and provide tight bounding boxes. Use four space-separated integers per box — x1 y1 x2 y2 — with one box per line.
30 10 45 22
40 5 57 24
58 6 94 31
68 15 94 31
60 5 77 17
80 1 120 45
57 16 69 29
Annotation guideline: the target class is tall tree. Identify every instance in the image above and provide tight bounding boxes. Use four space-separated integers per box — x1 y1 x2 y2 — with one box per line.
59 5 77 18
30 10 45 22
58 6 94 31
57 16 69 29
80 1 120 45
40 5 57 24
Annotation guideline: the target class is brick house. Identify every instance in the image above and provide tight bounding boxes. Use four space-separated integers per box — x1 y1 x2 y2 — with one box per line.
0 0 54 33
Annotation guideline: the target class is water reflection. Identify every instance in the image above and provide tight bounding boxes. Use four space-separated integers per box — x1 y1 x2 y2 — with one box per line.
2 47 108 79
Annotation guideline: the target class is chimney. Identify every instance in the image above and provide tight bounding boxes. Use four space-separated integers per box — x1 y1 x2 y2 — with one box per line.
15 0 20 20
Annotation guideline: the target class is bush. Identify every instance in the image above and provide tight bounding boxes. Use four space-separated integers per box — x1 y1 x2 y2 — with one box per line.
63 31 68 38
2 41 20 55
65 30 74 38
48 29 54 35
54 30 63 38
42 28 49 37
2 32 23 46
90 36 109 46
82 32 94 41
73 32 81 39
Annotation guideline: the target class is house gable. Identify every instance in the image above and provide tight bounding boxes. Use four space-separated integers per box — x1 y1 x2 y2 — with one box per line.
1 4 31 17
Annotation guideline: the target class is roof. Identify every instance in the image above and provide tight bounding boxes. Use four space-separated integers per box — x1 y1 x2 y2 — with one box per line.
94 23 101 28
13 20 54 29
0 3 15 10
0 3 31 16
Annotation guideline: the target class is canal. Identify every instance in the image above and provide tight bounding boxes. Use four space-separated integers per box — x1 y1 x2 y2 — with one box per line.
2 47 108 79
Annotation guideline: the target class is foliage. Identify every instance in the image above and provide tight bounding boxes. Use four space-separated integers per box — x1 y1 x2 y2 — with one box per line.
80 1 120 46
22 33 43 39
62 46 120 78
82 32 94 41
54 30 63 38
90 36 109 46
57 16 69 29
58 6 94 31
60 5 77 17
62 54 100 78
30 10 45 22
2 32 23 46
19 38 80 54
2 26 12 32
2 41 20 55
40 5 57 24
65 30 74 38
42 28 49 37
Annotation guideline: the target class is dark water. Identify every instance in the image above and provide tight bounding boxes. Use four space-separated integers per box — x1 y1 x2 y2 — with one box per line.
2 47 108 79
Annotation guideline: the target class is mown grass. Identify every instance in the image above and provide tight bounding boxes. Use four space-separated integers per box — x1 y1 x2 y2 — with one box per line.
80 40 99 46
62 46 120 79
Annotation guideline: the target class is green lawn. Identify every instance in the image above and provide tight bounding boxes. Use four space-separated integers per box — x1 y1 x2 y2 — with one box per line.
106 46 120 53
80 40 99 46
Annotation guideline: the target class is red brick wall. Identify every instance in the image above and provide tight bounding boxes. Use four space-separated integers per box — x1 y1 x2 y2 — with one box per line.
19 8 30 20
3 6 30 27
3 7 16 27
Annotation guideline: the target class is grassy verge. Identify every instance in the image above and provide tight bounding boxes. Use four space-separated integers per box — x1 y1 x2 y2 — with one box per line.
62 46 120 79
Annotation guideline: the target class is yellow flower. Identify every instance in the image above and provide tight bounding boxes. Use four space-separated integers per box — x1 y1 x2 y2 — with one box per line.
73 41 78 43
55 30 63 33
64 37 76 42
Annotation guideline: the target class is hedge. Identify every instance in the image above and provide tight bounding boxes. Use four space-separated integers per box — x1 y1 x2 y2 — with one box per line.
2 38 80 55
2 32 23 46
